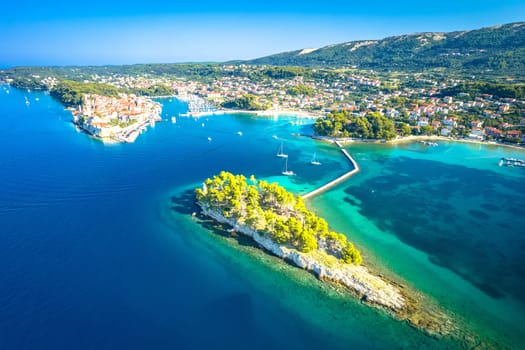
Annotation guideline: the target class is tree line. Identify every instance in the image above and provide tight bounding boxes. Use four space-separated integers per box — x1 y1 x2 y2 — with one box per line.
314 110 397 140
222 94 271 110
50 80 121 107
441 82 525 99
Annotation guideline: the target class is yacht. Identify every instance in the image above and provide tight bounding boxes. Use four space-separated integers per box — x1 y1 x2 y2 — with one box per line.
276 142 288 158
282 158 294 176
310 152 321 165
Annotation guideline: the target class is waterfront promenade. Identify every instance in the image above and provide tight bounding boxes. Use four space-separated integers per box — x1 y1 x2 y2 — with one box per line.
302 140 360 199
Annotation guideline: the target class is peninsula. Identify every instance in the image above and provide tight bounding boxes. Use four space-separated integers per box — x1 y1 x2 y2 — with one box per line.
195 171 454 336
71 93 162 143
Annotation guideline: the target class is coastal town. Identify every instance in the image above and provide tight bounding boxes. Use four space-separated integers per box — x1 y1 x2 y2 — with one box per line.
80 65 525 144
2 64 524 144
71 93 162 143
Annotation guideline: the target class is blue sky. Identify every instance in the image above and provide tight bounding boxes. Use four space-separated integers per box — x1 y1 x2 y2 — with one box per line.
1 0 524 66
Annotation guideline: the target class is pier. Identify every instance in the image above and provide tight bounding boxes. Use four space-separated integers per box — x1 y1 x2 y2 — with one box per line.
112 119 153 143
302 140 360 199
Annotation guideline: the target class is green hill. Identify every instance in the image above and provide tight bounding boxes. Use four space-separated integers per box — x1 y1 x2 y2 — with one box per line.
245 22 525 77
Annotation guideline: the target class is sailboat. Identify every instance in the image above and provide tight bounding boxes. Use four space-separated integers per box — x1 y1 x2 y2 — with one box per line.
276 142 288 158
310 152 321 165
282 158 294 176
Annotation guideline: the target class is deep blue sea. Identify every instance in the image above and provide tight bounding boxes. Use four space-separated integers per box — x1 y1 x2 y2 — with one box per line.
1 86 524 349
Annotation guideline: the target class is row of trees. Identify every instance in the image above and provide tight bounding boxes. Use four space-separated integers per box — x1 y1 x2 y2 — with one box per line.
129 84 173 96
10 77 47 91
50 80 175 107
50 80 120 107
222 94 271 111
195 171 362 265
286 84 315 97
314 110 397 140
441 82 525 99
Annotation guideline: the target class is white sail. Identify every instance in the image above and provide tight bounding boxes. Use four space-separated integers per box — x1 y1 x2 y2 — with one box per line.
277 142 288 158
282 158 294 176
310 152 321 165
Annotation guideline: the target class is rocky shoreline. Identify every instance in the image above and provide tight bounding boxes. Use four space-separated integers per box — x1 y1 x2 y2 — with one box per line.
195 202 468 339
199 203 406 310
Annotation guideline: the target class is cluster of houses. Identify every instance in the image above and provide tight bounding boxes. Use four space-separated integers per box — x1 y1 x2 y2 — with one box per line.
405 95 524 142
79 65 524 143
171 75 339 111
71 94 161 143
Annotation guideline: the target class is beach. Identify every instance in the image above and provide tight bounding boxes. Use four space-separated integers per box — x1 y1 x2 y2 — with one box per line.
313 134 525 151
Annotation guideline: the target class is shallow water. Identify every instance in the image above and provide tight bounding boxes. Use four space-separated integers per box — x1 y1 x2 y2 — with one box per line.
310 141 525 348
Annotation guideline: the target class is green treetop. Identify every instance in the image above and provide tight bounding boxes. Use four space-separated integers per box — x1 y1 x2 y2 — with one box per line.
222 94 271 111
195 171 362 264
50 80 120 107
314 110 397 140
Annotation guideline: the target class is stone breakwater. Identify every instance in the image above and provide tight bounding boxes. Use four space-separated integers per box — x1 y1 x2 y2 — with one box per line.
302 141 360 199
198 203 405 311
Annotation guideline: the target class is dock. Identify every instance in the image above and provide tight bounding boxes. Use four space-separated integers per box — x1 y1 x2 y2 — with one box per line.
302 140 360 199
176 94 218 117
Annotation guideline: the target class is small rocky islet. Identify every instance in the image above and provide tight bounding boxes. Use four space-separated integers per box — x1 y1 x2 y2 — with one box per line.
194 171 462 339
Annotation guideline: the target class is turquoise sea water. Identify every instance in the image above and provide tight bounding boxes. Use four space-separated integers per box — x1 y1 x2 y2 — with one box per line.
1 86 524 349
310 142 525 348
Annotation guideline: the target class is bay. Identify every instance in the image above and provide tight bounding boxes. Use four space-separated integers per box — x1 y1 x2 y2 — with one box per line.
1 86 524 349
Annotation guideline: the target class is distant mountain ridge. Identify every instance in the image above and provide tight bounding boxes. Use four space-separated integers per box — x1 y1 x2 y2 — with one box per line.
245 22 525 76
